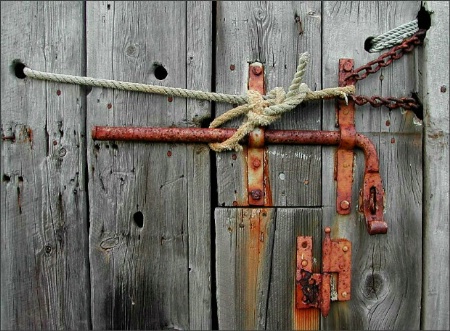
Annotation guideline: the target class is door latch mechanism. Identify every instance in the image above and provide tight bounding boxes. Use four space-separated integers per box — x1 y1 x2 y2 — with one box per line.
296 227 351 317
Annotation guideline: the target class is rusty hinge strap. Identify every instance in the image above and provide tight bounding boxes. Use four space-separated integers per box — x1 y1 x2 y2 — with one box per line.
247 62 271 206
296 227 351 317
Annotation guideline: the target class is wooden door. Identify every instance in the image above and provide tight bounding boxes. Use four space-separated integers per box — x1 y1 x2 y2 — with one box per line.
1 1 448 330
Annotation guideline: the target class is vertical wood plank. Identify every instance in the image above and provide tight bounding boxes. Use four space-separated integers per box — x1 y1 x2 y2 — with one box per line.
86 2 207 329
186 2 213 329
266 208 322 330
215 208 275 330
1 2 90 329
215 1 322 207
420 1 450 329
321 2 423 329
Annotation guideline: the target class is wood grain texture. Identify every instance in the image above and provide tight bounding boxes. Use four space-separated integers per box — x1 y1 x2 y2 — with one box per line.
321 2 423 329
186 2 213 329
215 208 276 330
420 2 449 330
86 2 211 329
215 208 323 330
265 208 322 331
0 2 90 329
215 1 322 207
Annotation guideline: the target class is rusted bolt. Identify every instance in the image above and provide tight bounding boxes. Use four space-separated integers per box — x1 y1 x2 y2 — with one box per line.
167 96 173 102
251 66 263 76
340 200 350 210
56 89 61 96
252 159 261 168
232 201 238 206
230 64 235 71
342 291 347 297
391 137 396 144
250 189 262 200
342 245 349 252
441 85 447 93
232 153 237 160
53 140 58 146
324 227 331 234
385 120 391 127
301 260 308 267
167 150 172 157
107 103 112 109
343 61 353 72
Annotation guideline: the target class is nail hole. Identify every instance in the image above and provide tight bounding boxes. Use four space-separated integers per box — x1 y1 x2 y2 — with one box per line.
133 211 144 228
12 60 26 79
302 241 308 248
18 176 24 182
3 174 11 182
153 63 168 80
107 4 111 10
417 6 431 30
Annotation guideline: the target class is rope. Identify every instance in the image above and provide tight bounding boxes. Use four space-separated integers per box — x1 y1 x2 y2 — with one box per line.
368 19 419 53
22 52 355 152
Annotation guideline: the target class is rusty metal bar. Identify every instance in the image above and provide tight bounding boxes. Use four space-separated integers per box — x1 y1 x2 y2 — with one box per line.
92 126 387 234
247 62 267 206
92 126 375 175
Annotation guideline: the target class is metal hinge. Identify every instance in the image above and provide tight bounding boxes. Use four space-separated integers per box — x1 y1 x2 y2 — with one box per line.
296 227 351 317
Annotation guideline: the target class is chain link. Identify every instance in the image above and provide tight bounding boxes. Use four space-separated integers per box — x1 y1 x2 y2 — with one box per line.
350 95 421 111
344 29 426 112
345 29 426 83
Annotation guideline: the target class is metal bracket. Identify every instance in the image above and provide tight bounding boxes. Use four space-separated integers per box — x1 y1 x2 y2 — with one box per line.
335 59 357 215
296 227 351 317
335 58 387 234
247 62 270 206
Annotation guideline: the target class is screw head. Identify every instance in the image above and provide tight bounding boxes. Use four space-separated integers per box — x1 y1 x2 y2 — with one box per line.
252 159 261 168
301 260 308 267
251 65 263 76
342 291 347 297
340 200 350 210
250 189 262 200
343 61 353 72
342 246 349 252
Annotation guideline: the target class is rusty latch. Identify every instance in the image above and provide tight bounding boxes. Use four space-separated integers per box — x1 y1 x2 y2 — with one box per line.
335 58 388 234
296 227 351 317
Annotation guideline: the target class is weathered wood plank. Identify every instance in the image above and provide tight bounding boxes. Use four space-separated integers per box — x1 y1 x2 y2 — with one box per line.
0 2 90 329
86 2 211 329
215 208 275 330
265 208 322 330
215 1 322 207
186 2 213 329
420 2 449 330
322 2 423 329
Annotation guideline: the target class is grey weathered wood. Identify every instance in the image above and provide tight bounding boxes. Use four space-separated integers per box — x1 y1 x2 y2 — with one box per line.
216 208 323 330
215 1 322 207
215 208 276 330
420 2 450 330
186 2 213 329
86 2 211 329
321 2 423 329
265 208 322 330
1 2 90 329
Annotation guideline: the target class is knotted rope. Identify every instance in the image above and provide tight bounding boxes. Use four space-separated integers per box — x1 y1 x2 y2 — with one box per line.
21 52 354 152
208 53 354 151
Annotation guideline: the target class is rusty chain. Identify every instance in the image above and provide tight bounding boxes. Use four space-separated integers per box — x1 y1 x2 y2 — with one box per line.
345 29 427 112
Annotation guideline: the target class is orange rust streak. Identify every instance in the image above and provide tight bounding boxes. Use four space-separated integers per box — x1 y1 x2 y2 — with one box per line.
242 209 270 329
294 308 320 330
